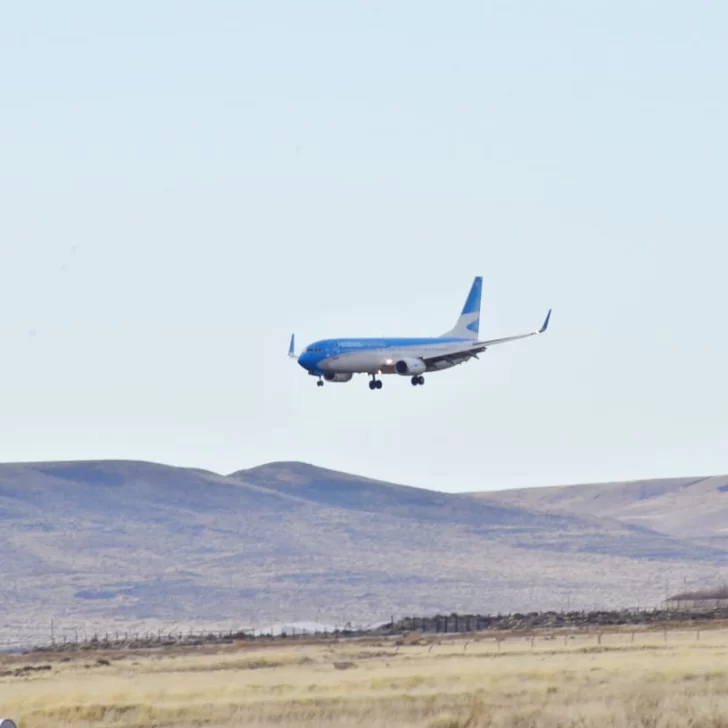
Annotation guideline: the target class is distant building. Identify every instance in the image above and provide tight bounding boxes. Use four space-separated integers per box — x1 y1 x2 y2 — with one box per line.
663 585 728 611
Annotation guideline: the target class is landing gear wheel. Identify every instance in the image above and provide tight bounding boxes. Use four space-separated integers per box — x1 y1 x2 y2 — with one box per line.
376 379 383 389
417 375 425 385
369 380 376 390
317 379 324 387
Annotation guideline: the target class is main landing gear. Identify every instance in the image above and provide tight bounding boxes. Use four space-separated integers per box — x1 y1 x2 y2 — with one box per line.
316 379 324 387
368 375 383 391
411 375 425 386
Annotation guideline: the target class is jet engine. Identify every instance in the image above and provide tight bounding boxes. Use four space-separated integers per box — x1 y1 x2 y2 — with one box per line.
323 372 353 383
395 358 426 376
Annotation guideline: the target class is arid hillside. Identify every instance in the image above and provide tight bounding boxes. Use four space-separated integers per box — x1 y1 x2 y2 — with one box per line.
469 475 728 542
2 460 728 649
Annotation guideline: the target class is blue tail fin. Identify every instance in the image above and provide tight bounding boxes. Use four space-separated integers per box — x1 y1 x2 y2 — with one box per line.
440 276 482 339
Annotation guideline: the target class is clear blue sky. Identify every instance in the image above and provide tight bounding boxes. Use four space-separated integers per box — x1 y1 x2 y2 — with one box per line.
1 1 727 492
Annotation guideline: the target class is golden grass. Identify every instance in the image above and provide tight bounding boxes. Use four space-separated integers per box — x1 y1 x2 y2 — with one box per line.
3 628 728 727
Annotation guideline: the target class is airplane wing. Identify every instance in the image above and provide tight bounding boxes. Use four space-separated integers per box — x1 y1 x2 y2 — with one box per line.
422 345 486 368
422 309 551 368
478 308 551 347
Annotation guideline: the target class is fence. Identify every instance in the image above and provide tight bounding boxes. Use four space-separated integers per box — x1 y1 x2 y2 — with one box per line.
27 625 364 653
23 606 728 654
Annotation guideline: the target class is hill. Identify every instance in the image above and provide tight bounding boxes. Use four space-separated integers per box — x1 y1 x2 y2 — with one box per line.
2 460 728 649
468 475 728 543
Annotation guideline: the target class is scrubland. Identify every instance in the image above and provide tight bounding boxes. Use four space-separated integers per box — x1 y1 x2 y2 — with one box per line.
6 459 728 650
3 628 728 727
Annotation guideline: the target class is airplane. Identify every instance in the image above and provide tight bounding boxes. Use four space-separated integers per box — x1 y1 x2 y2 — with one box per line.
289 276 551 390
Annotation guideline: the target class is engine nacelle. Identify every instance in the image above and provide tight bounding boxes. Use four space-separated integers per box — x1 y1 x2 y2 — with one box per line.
323 372 353 383
395 357 426 376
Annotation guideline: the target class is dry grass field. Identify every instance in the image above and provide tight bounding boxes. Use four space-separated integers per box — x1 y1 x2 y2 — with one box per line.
4 627 728 727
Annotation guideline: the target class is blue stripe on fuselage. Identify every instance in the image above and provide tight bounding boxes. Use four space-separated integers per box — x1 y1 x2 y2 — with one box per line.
297 337 470 372
322 336 467 351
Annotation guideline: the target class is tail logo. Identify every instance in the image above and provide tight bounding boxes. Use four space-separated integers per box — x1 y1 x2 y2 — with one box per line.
440 276 482 340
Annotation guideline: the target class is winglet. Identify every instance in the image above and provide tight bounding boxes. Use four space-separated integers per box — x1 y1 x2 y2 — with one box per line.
539 309 552 334
288 333 296 358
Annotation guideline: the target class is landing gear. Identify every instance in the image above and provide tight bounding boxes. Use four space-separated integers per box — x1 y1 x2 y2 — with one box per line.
317 380 324 387
411 375 425 386
368 376 383 391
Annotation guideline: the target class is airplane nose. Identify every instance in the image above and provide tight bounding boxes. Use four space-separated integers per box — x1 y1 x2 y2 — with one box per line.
297 352 313 371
